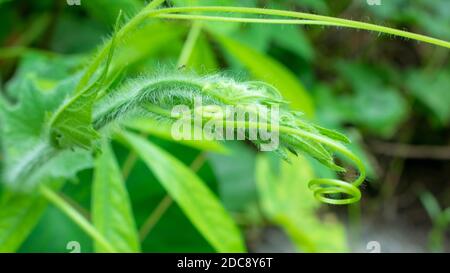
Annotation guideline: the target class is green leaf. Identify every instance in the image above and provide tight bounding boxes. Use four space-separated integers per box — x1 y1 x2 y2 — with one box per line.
342 86 408 137
1 66 93 190
0 60 90 260
118 130 246 253
230 23 272 53
119 142 216 252
92 140 140 253
0 191 50 252
5 52 85 97
214 34 314 116
312 125 350 144
256 153 348 252
0 181 63 252
420 191 442 221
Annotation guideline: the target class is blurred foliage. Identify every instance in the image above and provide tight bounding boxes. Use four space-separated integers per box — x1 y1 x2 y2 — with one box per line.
256 153 348 252
420 192 450 252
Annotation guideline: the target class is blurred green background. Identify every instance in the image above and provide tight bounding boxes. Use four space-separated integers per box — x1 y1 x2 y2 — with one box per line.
0 0 449 253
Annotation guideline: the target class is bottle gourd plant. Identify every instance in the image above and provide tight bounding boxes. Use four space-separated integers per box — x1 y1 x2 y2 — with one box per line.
0 0 449 252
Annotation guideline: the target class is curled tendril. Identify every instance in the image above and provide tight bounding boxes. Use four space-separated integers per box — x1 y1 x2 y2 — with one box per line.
228 120 366 205
280 126 365 205
309 179 361 205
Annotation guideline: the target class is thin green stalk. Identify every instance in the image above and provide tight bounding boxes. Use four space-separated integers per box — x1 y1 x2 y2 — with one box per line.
121 152 139 180
0 46 27 59
139 152 207 241
139 195 172 241
177 21 203 67
39 185 116 253
145 6 450 48
80 3 450 91
77 0 167 91
156 14 339 26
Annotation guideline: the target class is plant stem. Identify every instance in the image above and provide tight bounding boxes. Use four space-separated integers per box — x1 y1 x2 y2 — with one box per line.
122 152 139 180
40 185 116 253
59 191 91 220
156 14 337 26
139 195 172 241
145 6 450 48
177 21 203 68
371 141 450 160
80 3 450 92
120 21 202 178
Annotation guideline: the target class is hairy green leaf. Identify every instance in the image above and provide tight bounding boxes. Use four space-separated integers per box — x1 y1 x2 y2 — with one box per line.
1 67 93 190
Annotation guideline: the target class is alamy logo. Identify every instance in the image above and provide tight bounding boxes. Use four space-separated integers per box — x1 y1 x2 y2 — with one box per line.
367 0 381 5
67 0 81 6
66 241 81 253
170 97 280 151
366 241 381 253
